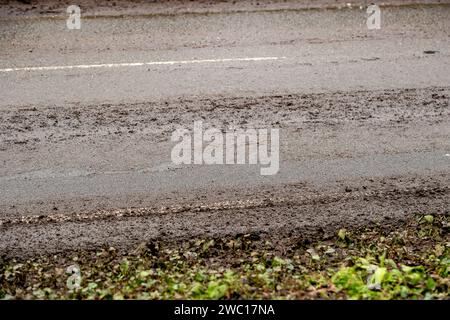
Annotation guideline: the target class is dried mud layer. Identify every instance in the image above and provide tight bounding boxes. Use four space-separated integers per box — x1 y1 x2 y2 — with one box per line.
0 86 449 259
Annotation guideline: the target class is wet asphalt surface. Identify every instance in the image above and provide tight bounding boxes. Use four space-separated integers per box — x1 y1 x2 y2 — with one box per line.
0 1 449 257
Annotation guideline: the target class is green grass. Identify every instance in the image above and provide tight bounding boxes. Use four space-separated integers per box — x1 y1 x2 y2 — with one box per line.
1 214 448 299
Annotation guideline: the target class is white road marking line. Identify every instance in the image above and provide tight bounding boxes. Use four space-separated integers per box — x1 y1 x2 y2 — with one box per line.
445 154 450 157
0 57 285 73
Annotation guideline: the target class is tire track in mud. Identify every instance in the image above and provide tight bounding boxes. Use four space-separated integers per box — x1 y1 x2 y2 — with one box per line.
1 182 449 228
0 173 449 258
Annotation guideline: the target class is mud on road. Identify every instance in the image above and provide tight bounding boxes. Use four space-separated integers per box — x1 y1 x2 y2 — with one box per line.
0 1 449 259
1 0 447 18
0 173 449 259
0 87 449 258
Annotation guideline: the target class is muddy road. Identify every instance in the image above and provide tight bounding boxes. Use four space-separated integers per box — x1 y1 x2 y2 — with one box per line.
0 1 449 258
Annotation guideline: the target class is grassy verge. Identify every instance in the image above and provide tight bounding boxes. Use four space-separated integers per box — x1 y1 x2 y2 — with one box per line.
1 214 448 299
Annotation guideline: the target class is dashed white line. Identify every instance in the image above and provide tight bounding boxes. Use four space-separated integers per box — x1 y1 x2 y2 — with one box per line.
0 56 285 73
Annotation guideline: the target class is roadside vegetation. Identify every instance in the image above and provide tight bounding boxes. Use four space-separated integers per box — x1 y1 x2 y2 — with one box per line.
1 214 448 299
